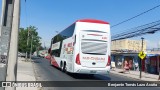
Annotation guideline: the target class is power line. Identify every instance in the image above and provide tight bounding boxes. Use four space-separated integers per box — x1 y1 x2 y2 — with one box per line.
111 20 160 41
111 4 160 28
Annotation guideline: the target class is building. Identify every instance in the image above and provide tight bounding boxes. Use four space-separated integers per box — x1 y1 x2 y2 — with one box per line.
145 48 160 74
111 39 146 53
146 48 160 54
111 39 147 70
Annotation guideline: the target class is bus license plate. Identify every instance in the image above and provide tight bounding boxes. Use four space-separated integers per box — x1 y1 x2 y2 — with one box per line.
90 70 96 73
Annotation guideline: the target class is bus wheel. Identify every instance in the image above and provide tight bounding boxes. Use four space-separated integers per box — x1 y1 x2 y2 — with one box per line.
89 74 94 78
63 62 67 73
60 61 63 71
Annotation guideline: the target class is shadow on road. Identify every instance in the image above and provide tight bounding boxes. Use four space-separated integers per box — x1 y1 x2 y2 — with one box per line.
51 65 111 81
31 56 41 59
31 60 41 63
68 73 111 81
32 57 111 81
31 58 42 63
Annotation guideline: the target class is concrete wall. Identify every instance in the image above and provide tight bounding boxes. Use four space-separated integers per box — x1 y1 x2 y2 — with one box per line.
111 39 147 52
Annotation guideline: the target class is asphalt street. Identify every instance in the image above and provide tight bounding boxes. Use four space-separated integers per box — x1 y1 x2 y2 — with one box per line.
32 57 159 90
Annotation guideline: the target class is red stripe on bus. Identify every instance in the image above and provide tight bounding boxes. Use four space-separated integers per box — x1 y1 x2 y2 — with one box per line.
51 56 59 67
77 19 109 24
87 34 102 36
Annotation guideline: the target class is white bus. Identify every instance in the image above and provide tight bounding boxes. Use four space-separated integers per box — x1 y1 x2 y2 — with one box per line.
50 19 111 74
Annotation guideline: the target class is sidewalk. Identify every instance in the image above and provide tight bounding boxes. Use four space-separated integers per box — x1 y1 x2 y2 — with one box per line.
110 68 160 81
16 57 38 90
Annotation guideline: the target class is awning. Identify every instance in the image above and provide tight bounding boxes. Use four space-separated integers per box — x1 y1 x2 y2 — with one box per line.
146 54 159 57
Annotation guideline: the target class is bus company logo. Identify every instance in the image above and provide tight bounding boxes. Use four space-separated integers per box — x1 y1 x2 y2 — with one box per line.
68 43 72 47
83 57 105 61
70 47 73 51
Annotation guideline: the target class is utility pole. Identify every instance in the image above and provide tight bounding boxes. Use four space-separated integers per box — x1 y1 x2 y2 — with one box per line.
5 0 20 90
26 27 30 59
0 1 14 88
30 35 33 60
139 37 144 79
0 0 14 56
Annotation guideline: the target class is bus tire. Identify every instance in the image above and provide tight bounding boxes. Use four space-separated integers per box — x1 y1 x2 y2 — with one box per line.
60 61 63 71
63 62 67 73
89 74 94 77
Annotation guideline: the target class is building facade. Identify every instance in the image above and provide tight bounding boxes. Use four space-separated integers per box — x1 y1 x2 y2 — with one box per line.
111 39 147 70
111 39 147 52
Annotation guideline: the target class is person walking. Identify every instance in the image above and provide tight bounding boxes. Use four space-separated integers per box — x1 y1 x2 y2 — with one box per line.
124 60 130 73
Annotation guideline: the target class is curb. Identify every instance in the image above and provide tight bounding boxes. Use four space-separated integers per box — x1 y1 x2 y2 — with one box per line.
110 71 160 84
31 59 43 90
110 71 142 81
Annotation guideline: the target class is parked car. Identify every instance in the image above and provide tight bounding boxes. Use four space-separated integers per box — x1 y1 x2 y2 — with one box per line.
18 52 27 58
21 53 26 58
18 52 21 57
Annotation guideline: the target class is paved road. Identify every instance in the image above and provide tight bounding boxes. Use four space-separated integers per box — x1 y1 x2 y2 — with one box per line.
32 57 159 90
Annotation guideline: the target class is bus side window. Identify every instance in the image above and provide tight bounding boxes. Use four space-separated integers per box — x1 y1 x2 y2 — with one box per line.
48 48 51 54
55 53 58 57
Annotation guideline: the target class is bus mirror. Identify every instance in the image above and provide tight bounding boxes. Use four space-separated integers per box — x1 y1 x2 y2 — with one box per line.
48 48 51 54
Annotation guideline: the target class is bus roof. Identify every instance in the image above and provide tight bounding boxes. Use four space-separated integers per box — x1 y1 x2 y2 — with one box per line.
51 19 109 37
76 19 109 24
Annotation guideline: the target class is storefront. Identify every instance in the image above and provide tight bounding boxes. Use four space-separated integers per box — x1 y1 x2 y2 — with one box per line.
111 53 139 70
111 55 123 68
145 54 160 74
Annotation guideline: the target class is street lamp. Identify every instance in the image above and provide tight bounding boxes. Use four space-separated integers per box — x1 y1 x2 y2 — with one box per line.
141 37 144 51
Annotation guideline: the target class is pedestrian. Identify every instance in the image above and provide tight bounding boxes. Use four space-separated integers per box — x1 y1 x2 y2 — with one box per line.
129 60 133 70
134 62 138 71
124 60 130 73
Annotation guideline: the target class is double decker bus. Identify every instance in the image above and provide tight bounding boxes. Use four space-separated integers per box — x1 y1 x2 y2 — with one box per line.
50 19 111 74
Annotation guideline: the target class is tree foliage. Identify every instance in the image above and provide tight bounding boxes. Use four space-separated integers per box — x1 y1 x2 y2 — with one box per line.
18 26 42 53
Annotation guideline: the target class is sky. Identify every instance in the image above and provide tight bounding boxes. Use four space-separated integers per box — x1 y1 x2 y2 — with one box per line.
0 0 160 49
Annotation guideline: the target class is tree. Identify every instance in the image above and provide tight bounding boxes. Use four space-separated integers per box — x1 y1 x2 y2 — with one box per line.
18 26 42 53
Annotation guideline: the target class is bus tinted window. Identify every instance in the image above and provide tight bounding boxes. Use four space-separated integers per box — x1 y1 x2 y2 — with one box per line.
51 24 75 57
60 24 75 39
52 24 75 43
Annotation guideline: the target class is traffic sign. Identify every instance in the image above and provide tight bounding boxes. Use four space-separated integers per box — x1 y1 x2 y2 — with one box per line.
138 51 146 60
